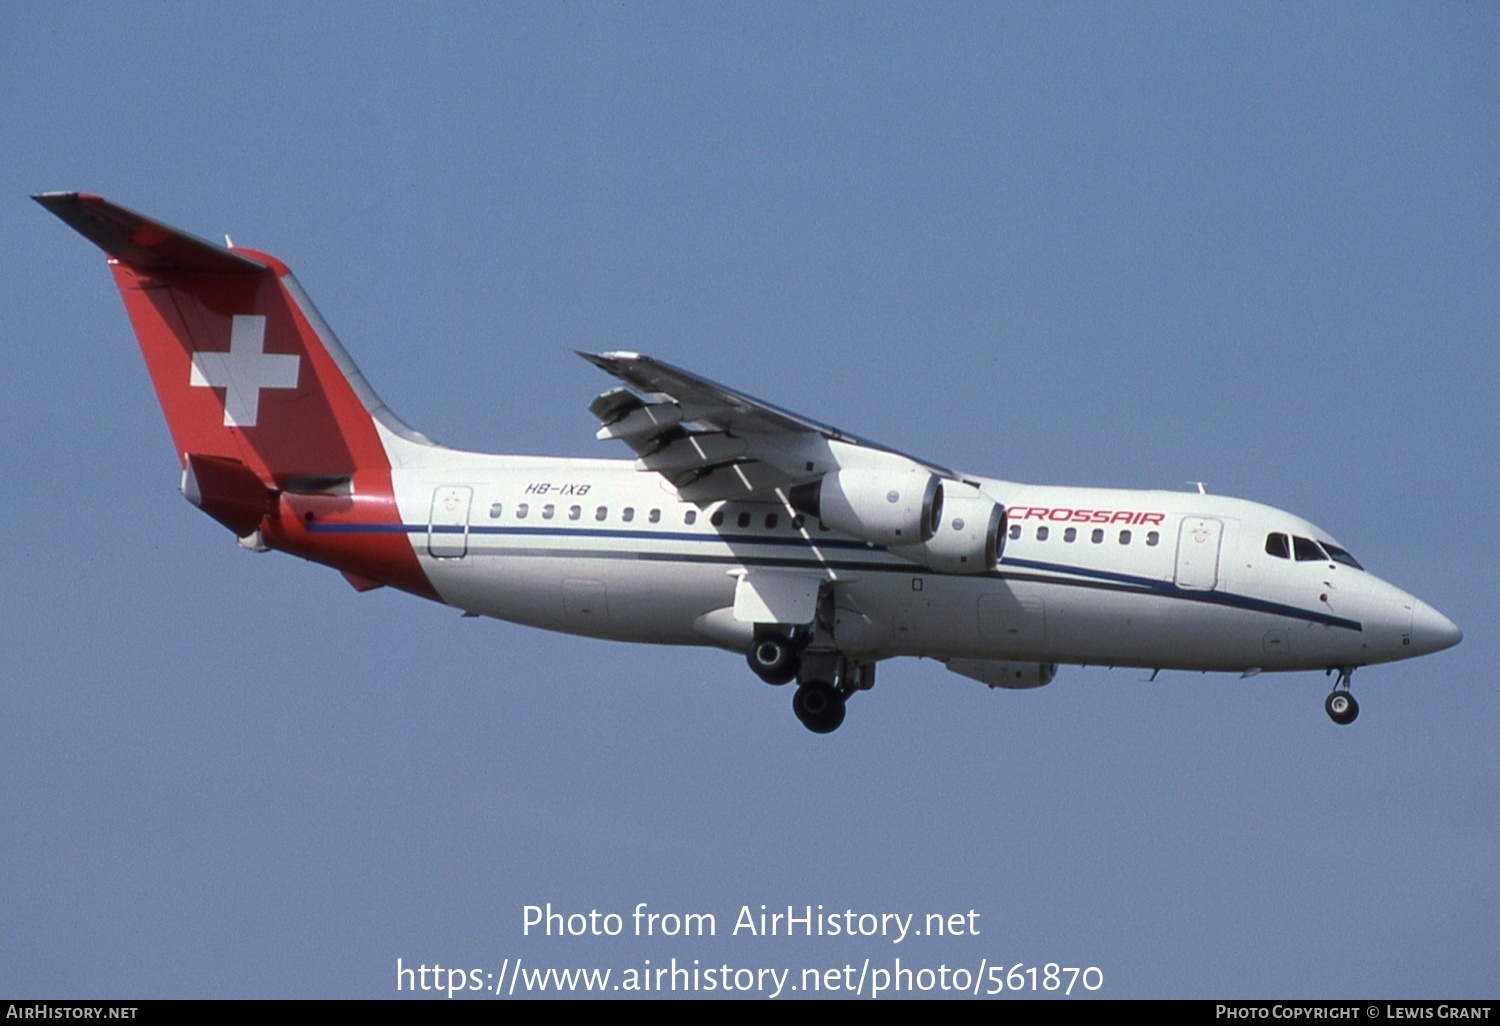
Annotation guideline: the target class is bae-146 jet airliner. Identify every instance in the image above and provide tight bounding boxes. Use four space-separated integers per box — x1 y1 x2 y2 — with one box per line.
36 193 1462 733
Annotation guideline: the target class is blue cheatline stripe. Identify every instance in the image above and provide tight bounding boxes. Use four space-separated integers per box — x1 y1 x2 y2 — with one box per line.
1001 556 1175 592
303 521 1361 632
309 520 877 550
1001 557 1360 631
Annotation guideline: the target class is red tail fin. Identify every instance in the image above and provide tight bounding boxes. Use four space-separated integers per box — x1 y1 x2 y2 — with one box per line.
34 192 393 483
38 193 436 598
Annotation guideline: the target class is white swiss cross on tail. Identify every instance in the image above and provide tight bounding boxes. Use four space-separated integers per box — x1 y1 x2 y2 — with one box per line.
189 315 300 427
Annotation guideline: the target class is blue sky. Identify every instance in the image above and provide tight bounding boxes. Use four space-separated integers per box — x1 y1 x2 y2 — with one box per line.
2 3 1495 998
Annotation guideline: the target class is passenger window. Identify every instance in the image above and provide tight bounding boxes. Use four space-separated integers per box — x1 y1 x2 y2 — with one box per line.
595 506 608 522
542 504 555 520
1119 530 1131 545
622 507 634 523
684 510 697 526
737 511 752 529
765 513 779 529
516 503 529 519
1091 529 1104 544
489 502 503 519
649 509 661 524
1265 533 1290 559
1293 536 1327 562
1146 531 1159 547
1008 524 1022 541
1036 526 1049 541
711 510 725 527
1064 527 1077 543
569 505 581 521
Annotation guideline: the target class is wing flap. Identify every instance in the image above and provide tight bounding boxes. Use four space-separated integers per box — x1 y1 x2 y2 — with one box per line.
579 349 955 502
588 386 646 425
637 433 749 477
675 461 791 503
595 402 686 443
579 350 843 438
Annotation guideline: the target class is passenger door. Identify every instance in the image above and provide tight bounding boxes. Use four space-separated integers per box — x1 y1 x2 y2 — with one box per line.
1174 517 1223 590
427 486 473 558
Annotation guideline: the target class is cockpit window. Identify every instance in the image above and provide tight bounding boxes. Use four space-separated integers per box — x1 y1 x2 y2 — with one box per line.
1322 542 1364 570
1293 535 1328 562
1265 533 1290 559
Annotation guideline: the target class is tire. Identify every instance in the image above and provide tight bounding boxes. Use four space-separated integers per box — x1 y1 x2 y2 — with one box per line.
792 682 846 734
747 636 799 685
1325 691 1359 725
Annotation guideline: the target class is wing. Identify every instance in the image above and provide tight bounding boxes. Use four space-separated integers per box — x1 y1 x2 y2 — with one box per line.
578 350 954 502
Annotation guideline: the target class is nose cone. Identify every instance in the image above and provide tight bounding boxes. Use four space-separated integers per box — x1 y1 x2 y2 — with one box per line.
1410 600 1462 655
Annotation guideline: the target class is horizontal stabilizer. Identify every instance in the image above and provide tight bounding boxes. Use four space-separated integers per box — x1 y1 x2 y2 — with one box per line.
341 571 387 593
33 193 266 275
182 453 274 536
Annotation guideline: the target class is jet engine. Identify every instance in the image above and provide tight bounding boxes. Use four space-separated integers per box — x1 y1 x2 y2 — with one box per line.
888 482 1005 574
789 467 942 545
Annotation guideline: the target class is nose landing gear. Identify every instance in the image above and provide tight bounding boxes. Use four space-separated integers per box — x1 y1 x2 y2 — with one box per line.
1325 667 1359 725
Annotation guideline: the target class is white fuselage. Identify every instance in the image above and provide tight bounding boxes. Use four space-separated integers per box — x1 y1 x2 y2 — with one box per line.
379 442 1436 676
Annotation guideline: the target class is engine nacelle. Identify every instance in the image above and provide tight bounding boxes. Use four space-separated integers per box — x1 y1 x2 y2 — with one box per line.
887 482 1005 574
789 467 941 545
946 659 1058 690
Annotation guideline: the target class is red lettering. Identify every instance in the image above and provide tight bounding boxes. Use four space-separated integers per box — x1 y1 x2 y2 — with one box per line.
1007 504 1167 526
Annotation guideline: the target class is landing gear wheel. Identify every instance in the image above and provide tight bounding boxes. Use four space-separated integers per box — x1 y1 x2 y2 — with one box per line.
747 635 799 685
792 681 846 734
1325 690 1359 725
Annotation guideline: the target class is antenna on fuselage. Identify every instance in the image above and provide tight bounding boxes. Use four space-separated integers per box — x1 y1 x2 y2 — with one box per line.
1189 481 1207 494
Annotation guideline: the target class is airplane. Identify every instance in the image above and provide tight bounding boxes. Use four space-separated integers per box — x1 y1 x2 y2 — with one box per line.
35 192 1462 734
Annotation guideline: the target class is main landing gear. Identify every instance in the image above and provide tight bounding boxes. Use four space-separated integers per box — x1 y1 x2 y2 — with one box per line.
745 619 874 734
790 661 875 734
745 580 878 734
792 681 844 734
1325 667 1359 725
747 627 802 686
